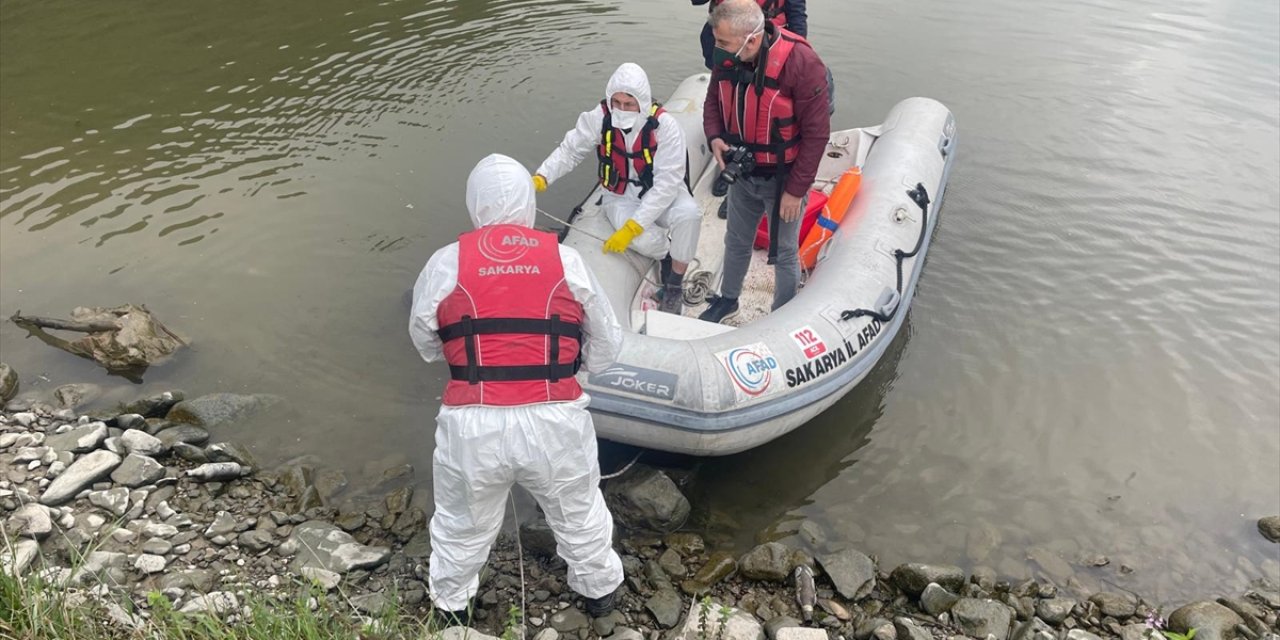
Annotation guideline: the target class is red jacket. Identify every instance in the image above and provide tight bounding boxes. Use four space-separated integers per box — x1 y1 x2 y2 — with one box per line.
703 22 830 198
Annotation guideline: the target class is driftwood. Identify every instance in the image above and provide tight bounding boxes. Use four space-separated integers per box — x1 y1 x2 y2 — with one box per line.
10 304 187 377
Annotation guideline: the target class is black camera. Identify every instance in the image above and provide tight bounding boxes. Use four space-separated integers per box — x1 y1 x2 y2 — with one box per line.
711 145 755 197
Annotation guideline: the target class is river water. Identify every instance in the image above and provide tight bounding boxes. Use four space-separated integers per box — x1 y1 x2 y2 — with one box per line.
1 0 1277 602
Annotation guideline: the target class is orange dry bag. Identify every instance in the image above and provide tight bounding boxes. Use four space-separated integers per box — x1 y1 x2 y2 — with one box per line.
799 167 862 271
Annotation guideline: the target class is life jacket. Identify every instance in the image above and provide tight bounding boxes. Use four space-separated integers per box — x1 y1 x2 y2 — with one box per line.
436 224 584 407
715 25 809 167
710 0 788 29
596 100 665 197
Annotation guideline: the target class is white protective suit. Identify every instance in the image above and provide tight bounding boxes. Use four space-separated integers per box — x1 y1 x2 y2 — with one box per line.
536 63 701 263
408 154 626 612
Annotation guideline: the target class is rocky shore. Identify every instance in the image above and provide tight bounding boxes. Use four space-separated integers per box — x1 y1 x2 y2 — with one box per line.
1 373 1278 640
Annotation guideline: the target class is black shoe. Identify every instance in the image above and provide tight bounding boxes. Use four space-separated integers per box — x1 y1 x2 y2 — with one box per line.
585 590 617 618
434 606 471 628
660 254 673 284
659 285 684 315
698 296 739 324
717 199 729 219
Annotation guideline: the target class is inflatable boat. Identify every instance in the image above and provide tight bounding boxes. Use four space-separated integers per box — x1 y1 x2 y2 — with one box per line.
560 73 956 456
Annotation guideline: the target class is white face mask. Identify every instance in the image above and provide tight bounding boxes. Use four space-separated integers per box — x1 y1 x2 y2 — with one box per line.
610 109 643 131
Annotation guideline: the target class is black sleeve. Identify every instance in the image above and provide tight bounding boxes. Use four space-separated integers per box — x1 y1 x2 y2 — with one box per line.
786 0 808 37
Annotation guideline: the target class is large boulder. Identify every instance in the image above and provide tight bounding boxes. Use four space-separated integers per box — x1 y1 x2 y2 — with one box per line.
603 465 690 533
1167 601 1244 640
817 548 876 600
40 450 121 505
1257 516 1280 543
166 393 280 428
288 520 391 575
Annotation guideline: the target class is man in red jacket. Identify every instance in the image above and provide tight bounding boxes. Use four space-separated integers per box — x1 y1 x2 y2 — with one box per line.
699 0 831 324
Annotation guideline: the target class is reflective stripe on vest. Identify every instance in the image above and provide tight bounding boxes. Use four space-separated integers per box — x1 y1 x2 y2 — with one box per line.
596 101 665 197
436 224 584 406
715 26 808 167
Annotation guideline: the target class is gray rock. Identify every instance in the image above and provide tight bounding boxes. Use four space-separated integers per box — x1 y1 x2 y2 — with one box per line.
142 538 173 555
239 530 274 553
156 424 210 448
123 391 184 418
115 414 147 430
2 539 39 576
920 582 960 615
670 599 765 640
41 450 121 505
438 628 501 640
593 610 627 636
110 454 165 488
171 442 208 463
134 554 167 574
120 430 166 457
606 629 643 640
288 520 390 575
53 384 100 410
951 598 1014 640
351 591 391 614
158 569 217 593
817 548 876 600
206 442 258 468
550 607 590 632
1065 630 1103 640
178 591 239 616
776 628 830 640
89 487 132 516
205 511 237 538
77 551 126 583
6 503 53 540
314 468 347 500
1258 516 1280 543
889 563 965 598
1035 598 1076 625
44 422 108 453
1167 601 1244 640
519 515 559 557
740 542 806 582
186 462 243 482
533 629 560 640
0 363 17 403
300 566 341 590
764 617 803 640
167 393 278 428
603 465 690 533
1089 592 1137 619
141 521 178 539
13 446 50 463
1011 618 1056 640
892 618 933 640
966 520 1002 563
659 547 686 578
646 587 684 628
1027 547 1074 583
403 531 431 559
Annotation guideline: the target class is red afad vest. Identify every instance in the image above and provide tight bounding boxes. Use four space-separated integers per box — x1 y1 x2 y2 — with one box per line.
716 27 809 167
436 225 584 406
711 0 788 29
596 101 665 197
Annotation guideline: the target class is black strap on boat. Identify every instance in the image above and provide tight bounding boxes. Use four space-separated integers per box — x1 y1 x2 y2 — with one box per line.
438 314 583 384
839 183 931 324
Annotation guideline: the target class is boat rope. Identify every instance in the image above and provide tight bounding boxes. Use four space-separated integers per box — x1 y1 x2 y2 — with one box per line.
838 183 930 324
536 207 666 290
600 451 643 480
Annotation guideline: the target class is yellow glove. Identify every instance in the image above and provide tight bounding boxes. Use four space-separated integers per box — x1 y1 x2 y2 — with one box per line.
603 219 644 254
532 174 548 193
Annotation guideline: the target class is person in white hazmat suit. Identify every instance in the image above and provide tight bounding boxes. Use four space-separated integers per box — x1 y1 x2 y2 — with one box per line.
409 154 626 622
533 62 701 315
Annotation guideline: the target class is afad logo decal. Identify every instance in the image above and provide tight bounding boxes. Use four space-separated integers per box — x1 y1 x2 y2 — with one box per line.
477 225 540 264
717 343 780 398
